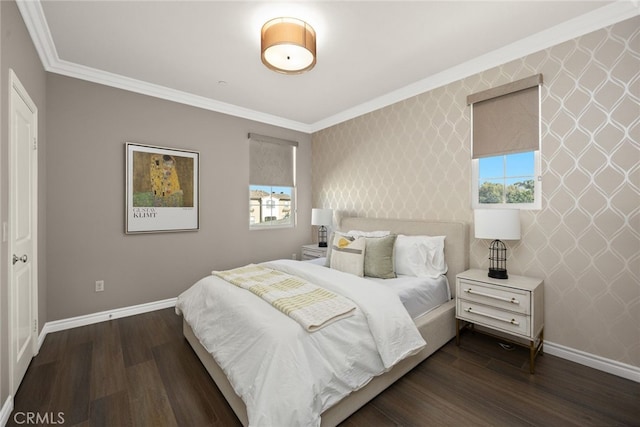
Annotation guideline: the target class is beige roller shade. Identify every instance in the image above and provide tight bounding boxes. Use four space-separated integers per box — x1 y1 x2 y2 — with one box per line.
468 74 542 159
249 133 297 187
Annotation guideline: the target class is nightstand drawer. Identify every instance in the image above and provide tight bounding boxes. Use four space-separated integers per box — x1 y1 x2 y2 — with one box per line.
301 244 327 261
457 300 530 336
457 279 531 315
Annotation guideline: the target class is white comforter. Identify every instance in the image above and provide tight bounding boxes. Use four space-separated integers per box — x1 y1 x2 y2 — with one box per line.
176 259 426 427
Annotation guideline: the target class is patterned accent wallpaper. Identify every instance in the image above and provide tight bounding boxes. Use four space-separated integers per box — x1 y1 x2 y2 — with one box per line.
312 16 639 367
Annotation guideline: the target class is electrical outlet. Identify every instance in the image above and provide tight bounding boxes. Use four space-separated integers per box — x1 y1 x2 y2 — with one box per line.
292 253 297 260
95 280 104 292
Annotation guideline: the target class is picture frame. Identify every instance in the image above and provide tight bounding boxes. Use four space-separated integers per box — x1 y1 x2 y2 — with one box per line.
125 142 199 234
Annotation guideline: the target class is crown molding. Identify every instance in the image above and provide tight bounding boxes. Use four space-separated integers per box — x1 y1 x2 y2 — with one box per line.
17 0 639 135
309 1 640 132
49 59 315 133
16 0 58 66
15 0 314 133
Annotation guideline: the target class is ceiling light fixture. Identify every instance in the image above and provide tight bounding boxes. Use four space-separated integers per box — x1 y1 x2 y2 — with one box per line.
261 17 316 74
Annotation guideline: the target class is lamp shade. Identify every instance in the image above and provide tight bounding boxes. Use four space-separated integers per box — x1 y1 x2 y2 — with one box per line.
474 209 521 240
311 208 332 226
261 17 316 74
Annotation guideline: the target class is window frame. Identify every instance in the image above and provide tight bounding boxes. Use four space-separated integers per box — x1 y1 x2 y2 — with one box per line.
471 150 542 210
248 133 297 230
468 75 543 211
249 185 296 230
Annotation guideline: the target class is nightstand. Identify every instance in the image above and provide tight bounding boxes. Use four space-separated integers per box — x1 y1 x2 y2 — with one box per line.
301 244 328 261
455 268 544 374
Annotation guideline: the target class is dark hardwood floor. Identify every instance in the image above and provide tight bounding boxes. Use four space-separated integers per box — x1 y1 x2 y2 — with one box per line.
8 308 639 426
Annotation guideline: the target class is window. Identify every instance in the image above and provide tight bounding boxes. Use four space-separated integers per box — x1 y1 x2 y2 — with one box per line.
248 133 297 229
468 74 542 210
472 151 541 209
249 185 294 228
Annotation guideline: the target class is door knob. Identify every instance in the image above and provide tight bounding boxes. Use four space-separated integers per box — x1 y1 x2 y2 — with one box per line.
12 254 27 265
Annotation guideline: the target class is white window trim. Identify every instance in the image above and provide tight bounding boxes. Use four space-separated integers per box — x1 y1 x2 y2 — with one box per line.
248 132 297 230
471 151 542 210
468 75 543 211
249 186 297 230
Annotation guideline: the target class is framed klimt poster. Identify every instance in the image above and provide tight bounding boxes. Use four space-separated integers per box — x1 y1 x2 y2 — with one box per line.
125 142 199 234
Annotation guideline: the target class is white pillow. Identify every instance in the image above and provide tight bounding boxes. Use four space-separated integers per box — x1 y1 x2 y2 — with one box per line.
347 230 391 238
330 235 366 277
394 235 447 278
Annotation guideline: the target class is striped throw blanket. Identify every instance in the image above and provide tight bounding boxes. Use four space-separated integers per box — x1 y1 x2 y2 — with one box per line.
213 264 356 332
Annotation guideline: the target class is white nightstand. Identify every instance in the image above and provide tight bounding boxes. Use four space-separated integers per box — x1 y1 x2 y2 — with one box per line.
455 268 544 374
301 244 328 261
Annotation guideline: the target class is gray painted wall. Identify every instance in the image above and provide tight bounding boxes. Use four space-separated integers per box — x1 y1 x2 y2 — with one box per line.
1 0 312 409
1 0 48 409
45 74 312 321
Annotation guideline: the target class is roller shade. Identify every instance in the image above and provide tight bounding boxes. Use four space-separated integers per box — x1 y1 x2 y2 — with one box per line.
468 74 542 159
249 133 297 187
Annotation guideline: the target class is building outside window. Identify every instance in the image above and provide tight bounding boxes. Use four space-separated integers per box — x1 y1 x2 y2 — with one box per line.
248 133 297 229
249 186 293 227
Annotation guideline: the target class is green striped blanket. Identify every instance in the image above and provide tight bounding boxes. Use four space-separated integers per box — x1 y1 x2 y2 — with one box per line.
213 264 356 332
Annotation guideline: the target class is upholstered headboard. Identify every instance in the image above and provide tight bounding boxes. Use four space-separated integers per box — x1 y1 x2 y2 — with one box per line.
337 217 469 297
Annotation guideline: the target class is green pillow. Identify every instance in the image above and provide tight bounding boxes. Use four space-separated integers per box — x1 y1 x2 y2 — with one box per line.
364 235 397 279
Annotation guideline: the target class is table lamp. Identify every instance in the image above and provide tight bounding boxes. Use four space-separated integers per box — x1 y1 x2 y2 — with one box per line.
311 208 332 247
474 209 521 279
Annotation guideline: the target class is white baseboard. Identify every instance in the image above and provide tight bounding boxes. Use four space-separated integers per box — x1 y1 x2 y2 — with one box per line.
37 297 177 351
33 298 639 384
545 341 640 383
0 395 13 427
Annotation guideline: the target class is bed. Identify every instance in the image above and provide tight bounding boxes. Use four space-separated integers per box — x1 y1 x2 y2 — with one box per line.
178 217 469 426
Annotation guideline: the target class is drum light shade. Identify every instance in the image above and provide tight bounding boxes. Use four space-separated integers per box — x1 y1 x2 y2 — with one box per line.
474 209 521 241
261 17 316 74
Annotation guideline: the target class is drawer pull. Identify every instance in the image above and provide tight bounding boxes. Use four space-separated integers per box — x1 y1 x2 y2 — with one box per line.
464 307 520 326
465 288 520 304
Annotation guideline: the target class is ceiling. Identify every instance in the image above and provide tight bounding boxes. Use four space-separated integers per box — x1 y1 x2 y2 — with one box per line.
17 1 639 133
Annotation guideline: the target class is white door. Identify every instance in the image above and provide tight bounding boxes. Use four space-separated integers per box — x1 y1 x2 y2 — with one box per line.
8 69 38 395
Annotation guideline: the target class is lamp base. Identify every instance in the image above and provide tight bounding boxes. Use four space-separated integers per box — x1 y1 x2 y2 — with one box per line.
317 225 328 248
488 268 508 279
